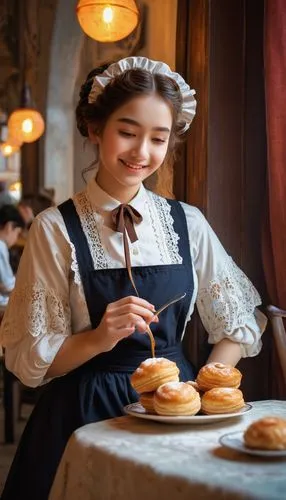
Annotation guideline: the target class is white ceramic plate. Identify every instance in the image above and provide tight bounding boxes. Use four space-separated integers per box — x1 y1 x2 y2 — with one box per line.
124 402 253 425
219 431 286 457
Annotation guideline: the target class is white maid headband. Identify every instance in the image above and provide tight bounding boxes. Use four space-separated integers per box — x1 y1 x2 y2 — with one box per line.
88 56 197 133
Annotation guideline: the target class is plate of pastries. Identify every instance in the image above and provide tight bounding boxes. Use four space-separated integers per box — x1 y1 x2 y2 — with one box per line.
219 417 286 457
125 358 252 424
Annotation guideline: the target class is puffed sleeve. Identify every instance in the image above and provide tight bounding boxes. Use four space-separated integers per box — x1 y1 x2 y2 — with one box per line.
0 209 72 387
180 203 267 357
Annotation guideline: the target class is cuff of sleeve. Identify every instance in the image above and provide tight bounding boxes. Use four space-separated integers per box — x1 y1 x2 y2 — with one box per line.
208 308 267 359
5 333 67 388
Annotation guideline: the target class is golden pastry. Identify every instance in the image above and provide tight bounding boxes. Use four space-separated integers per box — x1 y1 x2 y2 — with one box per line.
130 357 180 394
139 392 156 413
154 381 201 416
196 362 242 392
244 417 286 450
186 380 200 392
201 387 245 414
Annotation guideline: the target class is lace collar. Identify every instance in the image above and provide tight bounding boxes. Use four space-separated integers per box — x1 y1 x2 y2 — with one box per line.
86 177 148 216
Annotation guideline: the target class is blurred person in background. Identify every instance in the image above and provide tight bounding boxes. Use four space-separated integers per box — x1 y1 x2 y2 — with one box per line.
0 205 25 309
9 192 55 273
18 200 34 230
19 189 55 221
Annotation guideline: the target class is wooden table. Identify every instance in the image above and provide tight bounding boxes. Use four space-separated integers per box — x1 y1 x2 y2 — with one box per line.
49 400 286 500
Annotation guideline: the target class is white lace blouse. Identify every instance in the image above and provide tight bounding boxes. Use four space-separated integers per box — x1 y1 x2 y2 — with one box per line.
0 179 266 387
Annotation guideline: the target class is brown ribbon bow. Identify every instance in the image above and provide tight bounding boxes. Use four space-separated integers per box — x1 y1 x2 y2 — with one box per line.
110 204 143 295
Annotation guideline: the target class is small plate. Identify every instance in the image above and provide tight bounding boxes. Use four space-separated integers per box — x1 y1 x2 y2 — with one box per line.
124 402 252 425
219 431 286 457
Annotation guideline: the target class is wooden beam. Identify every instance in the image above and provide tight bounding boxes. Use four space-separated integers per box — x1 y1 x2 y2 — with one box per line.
175 0 209 213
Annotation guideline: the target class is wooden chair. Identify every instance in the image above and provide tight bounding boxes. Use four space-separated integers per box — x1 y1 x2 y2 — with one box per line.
266 305 286 387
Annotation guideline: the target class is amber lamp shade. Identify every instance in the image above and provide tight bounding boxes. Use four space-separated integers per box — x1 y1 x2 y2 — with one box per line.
8 108 45 144
5 133 23 148
76 0 139 42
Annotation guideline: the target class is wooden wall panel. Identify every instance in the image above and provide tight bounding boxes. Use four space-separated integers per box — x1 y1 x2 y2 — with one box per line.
175 0 270 400
176 0 211 372
21 141 40 197
243 0 267 289
236 0 270 401
175 0 209 212
208 0 245 261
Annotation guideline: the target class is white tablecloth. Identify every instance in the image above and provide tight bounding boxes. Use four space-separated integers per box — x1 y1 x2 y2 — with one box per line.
49 400 286 500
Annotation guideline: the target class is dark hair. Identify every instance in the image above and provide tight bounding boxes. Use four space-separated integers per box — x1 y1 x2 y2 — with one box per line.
0 205 25 229
76 65 185 155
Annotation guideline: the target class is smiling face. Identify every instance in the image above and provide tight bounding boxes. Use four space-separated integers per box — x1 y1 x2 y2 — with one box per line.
90 93 173 202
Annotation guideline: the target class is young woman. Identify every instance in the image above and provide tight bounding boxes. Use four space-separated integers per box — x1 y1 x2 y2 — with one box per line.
0 57 266 499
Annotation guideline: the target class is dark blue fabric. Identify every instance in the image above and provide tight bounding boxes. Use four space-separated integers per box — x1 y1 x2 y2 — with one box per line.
2 196 195 500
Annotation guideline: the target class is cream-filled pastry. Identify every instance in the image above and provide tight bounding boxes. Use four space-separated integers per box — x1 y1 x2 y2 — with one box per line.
139 392 156 414
130 357 180 394
201 387 245 414
196 362 242 392
186 380 200 392
244 417 286 450
154 381 201 416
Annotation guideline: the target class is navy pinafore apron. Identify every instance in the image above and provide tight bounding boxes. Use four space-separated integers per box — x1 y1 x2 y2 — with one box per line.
1 198 195 500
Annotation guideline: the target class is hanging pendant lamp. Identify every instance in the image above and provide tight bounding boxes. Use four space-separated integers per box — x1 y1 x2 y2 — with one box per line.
0 124 22 157
76 0 139 42
0 142 20 157
8 84 45 144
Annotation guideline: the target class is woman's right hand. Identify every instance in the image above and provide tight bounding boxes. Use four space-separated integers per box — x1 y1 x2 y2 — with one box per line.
94 296 158 352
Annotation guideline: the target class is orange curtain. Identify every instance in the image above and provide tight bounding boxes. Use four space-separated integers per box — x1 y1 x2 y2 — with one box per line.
264 0 286 398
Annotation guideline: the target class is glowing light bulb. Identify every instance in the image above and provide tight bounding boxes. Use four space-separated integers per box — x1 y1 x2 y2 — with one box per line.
102 6 113 24
22 118 33 134
0 141 20 157
4 145 12 155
